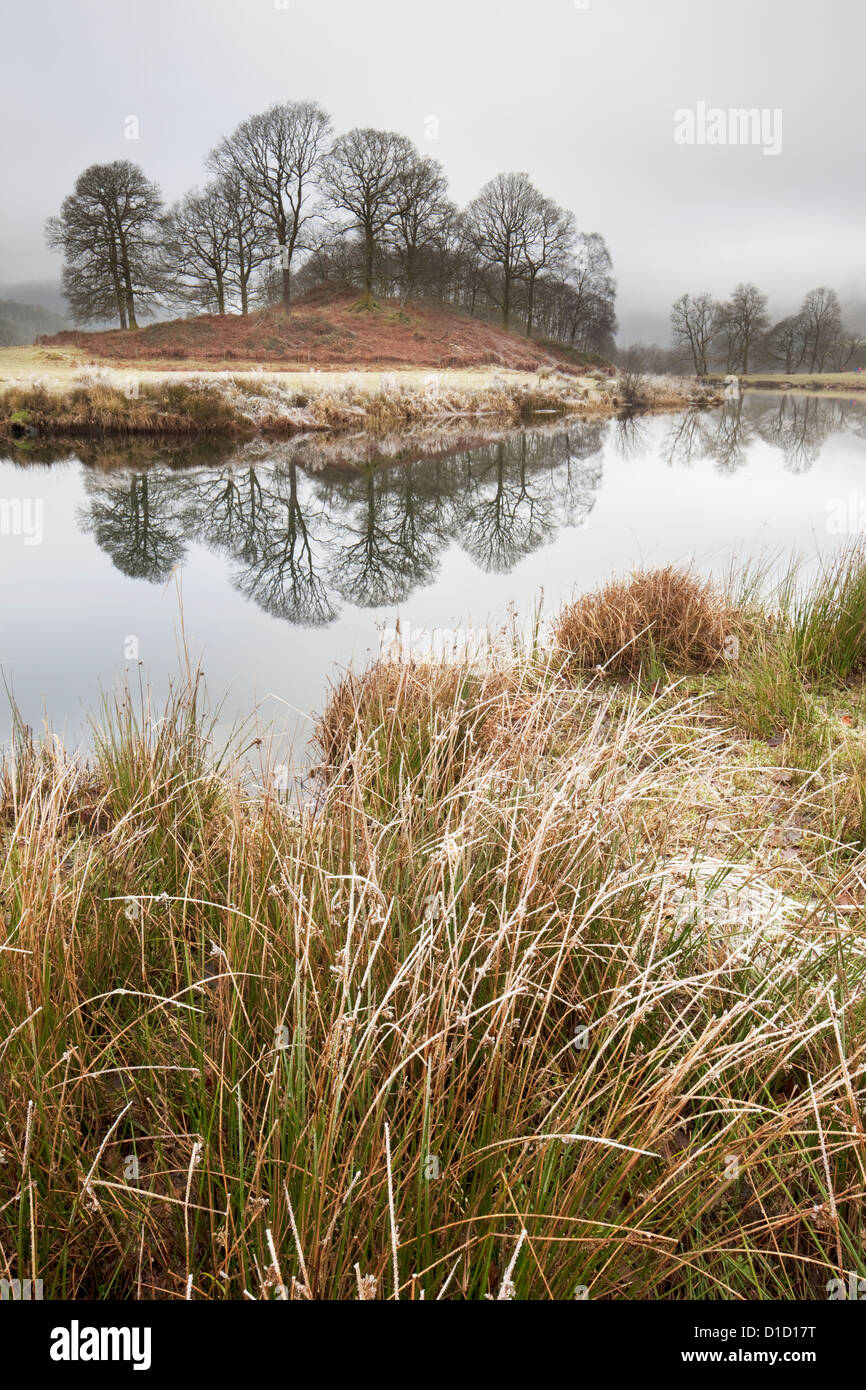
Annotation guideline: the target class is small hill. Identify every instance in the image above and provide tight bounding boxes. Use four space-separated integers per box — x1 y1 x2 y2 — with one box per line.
0 298 67 347
37 288 607 374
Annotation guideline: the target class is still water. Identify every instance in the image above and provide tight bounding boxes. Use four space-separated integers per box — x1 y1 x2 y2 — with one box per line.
1 392 864 755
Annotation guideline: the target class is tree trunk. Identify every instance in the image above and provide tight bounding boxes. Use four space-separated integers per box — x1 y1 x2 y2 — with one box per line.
405 246 415 303
115 268 127 329
117 228 138 329
526 274 536 338
281 261 292 310
109 249 125 328
362 230 375 308
121 267 137 329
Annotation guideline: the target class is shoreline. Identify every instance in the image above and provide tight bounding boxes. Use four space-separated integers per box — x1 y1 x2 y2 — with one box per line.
0 358 722 447
706 371 866 393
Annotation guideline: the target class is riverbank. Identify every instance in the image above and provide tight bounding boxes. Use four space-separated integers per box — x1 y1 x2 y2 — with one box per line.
0 364 721 445
2 551 866 1299
707 370 866 393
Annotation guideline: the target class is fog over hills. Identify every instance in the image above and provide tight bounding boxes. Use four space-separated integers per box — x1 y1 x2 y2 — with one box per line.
0 280 68 318
0 294 67 345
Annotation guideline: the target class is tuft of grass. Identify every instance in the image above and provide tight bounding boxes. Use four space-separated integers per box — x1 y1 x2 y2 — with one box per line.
715 546 866 756
787 546 866 682
554 566 733 678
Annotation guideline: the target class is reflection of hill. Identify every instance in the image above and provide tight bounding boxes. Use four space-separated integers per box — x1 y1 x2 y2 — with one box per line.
77 423 605 622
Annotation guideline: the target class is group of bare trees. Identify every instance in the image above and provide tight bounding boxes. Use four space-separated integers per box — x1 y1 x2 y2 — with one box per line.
45 100 617 353
670 283 862 376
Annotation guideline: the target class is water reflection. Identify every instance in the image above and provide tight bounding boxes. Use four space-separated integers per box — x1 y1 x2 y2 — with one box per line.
76 424 606 623
660 392 861 474
6 391 863 638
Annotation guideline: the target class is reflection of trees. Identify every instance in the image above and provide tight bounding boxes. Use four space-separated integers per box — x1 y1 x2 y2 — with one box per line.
78 424 606 620
234 462 336 625
662 397 755 473
194 461 336 626
703 395 754 473
613 413 650 460
754 395 844 473
80 471 188 580
325 462 443 607
453 436 557 572
557 426 604 526
660 409 710 470
193 465 265 564
660 393 847 475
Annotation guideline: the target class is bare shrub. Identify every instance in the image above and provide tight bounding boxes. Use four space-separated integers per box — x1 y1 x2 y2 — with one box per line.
555 565 733 675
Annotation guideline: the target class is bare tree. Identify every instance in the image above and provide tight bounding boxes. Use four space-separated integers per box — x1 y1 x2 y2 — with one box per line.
389 155 452 302
766 313 807 373
560 232 616 349
615 343 652 406
826 327 862 372
464 172 537 330
163 184 234 314
670 292 721 375
519 193 575 337
452 212 486 316
320 128 417 307
46 161 164 328
209 100 332 310
718 282 769 374
219 171 272 314
799 286 843 372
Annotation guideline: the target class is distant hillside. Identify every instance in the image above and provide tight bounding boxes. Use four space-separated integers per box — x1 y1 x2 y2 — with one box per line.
0 279 67 317
0 298 67 346
37 288 609 374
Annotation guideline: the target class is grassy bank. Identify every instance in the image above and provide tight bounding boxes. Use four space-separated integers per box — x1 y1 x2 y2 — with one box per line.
0 368 721 445
3 553 866 1300
706 371 866 393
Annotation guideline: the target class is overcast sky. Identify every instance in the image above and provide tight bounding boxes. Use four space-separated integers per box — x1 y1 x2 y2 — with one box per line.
2 0 863 340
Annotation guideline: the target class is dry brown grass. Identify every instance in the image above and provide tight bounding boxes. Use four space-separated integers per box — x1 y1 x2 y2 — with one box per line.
0 379 253 441
1 357 721 444
554 566 734 677
2 601 866 1301
34 291 604 373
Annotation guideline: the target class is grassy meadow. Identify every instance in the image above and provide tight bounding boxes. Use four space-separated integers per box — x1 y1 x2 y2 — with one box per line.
3 552 866 1299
